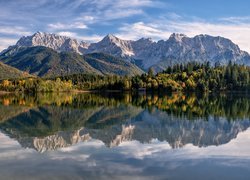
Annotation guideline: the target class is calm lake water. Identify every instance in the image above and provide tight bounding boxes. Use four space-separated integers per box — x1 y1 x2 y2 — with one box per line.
0 92 250 179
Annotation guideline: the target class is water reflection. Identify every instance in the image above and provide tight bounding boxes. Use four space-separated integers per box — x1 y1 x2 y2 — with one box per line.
0 92 250 152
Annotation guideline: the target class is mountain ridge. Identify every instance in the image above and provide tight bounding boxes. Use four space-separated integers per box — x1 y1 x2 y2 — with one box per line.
2 32 250 72
0 46 143 77
0 61 32 80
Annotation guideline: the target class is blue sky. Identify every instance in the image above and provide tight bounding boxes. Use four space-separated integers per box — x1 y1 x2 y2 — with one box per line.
1 0 250 51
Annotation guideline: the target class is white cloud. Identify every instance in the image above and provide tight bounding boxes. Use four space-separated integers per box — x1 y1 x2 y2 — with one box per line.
220 16 250 23
116 22 171 40
80 35 103 42
0 25 31 51
76 0 163 24
81 16 95 21
77 8 144 24
48 22 88 30
103 9 144 20
57 31 103 42
113 0 155 8
0 38 18 51
57 31 79 38
89 0 158 9
0 26 31 36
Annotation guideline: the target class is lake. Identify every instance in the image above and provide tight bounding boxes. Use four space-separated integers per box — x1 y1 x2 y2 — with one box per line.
0 92 250 179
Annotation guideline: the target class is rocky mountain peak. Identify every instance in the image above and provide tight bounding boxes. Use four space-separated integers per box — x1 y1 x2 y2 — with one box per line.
2 32 250 72
103 34 118 41
87 34 134 57
15 32 85 54
136 37 154 44
169 33 187 42
101 34 130 45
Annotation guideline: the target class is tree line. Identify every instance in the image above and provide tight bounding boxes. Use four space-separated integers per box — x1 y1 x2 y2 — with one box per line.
1 62 250 92
58 62 250 92
0 78 73 92
1 92 250 121
131 62 250 92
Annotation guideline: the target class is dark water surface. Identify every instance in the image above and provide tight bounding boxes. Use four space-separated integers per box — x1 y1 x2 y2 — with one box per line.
0 92 250 179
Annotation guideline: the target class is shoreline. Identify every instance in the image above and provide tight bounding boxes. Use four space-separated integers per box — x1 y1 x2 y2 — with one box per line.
1 89 250 95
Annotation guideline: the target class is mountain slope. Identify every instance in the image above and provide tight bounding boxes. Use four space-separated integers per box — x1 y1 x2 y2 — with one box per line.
0 61 32 80
0 46 100 77
2 32 250 72
84 53 144 76
0 46 143 77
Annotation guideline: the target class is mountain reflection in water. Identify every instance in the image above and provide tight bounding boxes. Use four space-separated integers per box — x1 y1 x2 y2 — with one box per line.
0 92 250 152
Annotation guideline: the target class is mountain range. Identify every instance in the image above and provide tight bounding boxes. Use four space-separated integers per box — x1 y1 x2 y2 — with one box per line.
1 31 250 78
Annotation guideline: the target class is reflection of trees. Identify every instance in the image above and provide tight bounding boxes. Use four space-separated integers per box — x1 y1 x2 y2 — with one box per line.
1 92 250 151
0 106 102 137
1 92 250 121
0 93 133 108
0 102 142 138
133 93 250 120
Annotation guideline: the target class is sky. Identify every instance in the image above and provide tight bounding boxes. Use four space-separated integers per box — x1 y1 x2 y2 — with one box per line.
1 0 250 52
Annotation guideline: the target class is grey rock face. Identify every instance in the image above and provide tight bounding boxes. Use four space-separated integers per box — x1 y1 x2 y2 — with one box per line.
9 32 88 55
3 32 250 71
85 34 135 57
